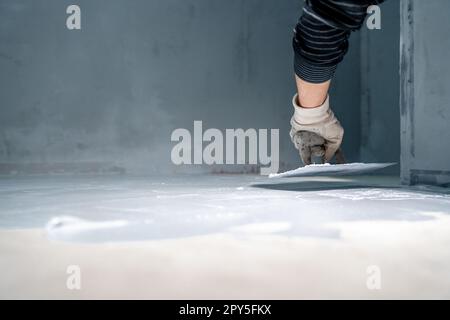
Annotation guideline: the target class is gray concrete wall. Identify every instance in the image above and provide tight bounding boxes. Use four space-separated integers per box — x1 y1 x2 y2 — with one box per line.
360 0 400 171
400 0 450 185
0 0 365 174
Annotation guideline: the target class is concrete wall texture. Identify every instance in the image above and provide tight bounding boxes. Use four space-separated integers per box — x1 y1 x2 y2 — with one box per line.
400 0 450 185
0 0 399 175
361 0 400 166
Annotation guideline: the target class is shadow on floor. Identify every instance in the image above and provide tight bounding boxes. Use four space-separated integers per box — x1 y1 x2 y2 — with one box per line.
250 179 400 192
251 177 450 195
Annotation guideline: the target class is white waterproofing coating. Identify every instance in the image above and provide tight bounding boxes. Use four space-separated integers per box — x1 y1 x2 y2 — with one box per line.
269 163 397 178
1 174 449 243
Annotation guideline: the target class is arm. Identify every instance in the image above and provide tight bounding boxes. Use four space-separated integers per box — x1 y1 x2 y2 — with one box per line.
290 0 377 164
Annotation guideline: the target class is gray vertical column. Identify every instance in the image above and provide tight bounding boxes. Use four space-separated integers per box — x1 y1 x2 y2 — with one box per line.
400 0 450 186
400 0 414 185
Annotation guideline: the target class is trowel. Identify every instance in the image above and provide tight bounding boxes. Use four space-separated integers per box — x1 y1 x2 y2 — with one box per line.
271 143 396 178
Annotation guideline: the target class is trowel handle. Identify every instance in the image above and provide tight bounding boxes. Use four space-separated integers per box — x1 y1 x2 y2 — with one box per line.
335 148 346 164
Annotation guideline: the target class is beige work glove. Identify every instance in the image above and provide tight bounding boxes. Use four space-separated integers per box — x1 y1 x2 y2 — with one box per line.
290 94 344 165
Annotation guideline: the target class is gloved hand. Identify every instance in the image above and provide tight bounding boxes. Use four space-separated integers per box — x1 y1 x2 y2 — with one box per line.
290 94 345 165
290 130 325 165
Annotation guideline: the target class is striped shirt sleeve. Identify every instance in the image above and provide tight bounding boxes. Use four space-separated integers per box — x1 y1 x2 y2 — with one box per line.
293 0 385 83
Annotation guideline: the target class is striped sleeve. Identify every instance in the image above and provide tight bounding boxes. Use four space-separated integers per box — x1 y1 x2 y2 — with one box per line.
293 0 384 83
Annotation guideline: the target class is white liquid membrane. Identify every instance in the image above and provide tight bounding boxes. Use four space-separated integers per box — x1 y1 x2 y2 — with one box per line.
269 162 397 178
0 174 447 243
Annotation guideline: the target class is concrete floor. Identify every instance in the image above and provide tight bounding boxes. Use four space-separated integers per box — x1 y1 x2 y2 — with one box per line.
1 174 450 299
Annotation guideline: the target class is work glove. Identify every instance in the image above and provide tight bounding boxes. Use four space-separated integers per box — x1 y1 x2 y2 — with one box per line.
290 94 345 165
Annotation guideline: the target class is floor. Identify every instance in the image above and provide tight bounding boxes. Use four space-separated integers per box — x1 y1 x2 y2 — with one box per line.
1 174 450 299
